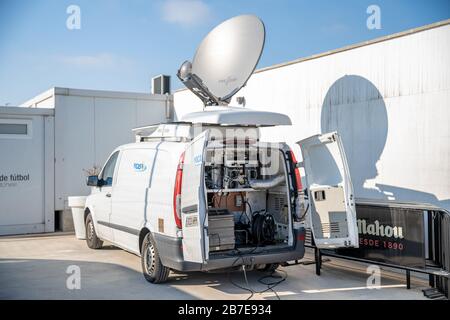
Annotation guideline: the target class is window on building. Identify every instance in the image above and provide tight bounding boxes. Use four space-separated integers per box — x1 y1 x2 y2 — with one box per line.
0 123 28 135
0 119 32 138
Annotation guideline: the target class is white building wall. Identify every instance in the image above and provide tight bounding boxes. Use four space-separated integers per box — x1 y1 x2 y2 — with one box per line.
174 21 450 210
19 87 172 212
53 89 171 211
1 88 171 235
0 107 55 235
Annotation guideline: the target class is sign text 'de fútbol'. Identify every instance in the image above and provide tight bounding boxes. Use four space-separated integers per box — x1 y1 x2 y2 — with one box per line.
0 173 31 187
0 173 30 182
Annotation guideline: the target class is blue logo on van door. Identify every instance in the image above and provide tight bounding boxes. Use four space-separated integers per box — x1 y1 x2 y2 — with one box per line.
133 163 147 172
194 154 203 166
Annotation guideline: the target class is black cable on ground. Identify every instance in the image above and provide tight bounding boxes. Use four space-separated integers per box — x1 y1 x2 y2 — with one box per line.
257 269 287 300
227 262 287 300
227 256 254 300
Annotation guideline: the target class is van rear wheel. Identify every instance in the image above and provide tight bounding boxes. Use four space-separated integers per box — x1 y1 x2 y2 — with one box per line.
261 263 279 273
85 213 103 249
141 233 170 284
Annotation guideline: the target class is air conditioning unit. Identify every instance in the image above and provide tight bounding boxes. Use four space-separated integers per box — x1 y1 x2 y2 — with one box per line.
151 75 171 95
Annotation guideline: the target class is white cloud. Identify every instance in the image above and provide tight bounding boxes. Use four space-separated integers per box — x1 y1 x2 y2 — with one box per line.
58 53 132 68
161 0 211 26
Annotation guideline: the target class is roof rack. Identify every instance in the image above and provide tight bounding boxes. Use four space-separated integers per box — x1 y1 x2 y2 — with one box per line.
132 123 193 142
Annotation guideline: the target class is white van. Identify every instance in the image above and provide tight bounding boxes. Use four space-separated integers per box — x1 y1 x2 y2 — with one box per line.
83 107 358 283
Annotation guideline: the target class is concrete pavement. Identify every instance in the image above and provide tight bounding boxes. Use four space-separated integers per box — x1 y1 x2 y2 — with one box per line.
0 233 429 300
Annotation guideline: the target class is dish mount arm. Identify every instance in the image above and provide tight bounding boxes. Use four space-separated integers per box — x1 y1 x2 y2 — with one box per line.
177 61 230 107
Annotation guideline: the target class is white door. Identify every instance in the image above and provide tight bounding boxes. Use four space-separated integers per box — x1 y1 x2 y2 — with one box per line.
181 130 209 263
111 148 156 254
297 132 358 248
94 151 119 241
0 116 52 235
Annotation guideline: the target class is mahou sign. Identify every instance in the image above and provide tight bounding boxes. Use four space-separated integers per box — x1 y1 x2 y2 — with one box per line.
337 204 426 268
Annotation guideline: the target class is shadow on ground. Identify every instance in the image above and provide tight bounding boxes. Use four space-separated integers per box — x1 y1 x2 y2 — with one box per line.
0 251 427 300
0 257 283 300
0 258 195 299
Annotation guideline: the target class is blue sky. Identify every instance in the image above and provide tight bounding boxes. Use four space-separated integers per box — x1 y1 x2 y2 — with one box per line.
0 0 449 105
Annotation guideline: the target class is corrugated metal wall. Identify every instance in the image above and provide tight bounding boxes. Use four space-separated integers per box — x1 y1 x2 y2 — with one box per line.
174 22 450 211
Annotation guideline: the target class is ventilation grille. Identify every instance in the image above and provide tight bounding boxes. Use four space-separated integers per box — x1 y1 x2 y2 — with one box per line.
272 196 286 212
305 228 313 246
321 222 340 234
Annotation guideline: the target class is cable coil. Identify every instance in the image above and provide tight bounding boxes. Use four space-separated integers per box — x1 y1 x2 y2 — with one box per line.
251 213 276 245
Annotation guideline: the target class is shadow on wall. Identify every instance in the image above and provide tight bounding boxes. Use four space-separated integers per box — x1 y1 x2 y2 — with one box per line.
320 75 449 210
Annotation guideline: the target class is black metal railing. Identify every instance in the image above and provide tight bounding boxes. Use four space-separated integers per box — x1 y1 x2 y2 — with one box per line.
302 199 450 299
427 209 450 298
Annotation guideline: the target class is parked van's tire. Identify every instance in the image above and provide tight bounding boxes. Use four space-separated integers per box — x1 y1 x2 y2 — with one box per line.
141 233 170 284
85 213 103 249
261 263 279 273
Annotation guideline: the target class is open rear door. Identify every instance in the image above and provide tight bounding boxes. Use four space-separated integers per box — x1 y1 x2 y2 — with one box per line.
181 130 209 263
297 132 358 249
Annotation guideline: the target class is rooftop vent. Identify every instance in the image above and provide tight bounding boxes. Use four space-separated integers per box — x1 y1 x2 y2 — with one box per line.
151 75 171 95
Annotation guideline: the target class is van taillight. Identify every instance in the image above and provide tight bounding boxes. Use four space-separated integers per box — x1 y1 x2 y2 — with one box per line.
173 152 185 229
289 150 303 191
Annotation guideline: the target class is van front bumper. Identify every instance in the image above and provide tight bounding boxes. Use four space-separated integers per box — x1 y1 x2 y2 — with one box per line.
154 227 306 272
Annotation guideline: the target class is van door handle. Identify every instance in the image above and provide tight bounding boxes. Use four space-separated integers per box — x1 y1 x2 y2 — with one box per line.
106 193 111 198
182 204 198 214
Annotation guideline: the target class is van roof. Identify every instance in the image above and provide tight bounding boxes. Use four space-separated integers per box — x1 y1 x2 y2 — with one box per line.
118 140 188 151
132 107 290 142
180 107 292 126
133 123 193 142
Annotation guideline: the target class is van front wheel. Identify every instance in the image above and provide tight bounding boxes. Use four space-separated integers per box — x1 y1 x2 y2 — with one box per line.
85 213 103 249
141 233 170 284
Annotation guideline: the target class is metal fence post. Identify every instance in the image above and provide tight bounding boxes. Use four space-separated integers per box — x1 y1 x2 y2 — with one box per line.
315 247 322 276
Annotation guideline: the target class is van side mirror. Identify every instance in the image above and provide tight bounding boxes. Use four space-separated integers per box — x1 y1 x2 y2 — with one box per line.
295 161 304 168
87 175 100 187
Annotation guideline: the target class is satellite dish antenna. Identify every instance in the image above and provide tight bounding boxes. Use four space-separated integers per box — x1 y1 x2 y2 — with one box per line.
177 15 265 107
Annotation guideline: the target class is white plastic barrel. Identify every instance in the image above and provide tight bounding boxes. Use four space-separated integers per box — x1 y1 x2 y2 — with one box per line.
68 196 87 239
